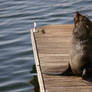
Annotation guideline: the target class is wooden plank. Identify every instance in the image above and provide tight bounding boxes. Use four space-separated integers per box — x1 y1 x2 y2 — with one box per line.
31 29 46 92
46 87 92 92
37 48 71 54
36 37 72 43
44 76 89 87
31 24 92 92
36 42 71 48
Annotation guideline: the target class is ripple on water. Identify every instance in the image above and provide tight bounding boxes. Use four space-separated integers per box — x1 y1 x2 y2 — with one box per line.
0 0 92 92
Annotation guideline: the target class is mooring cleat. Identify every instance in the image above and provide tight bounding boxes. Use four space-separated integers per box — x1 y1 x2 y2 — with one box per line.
33 22 38 32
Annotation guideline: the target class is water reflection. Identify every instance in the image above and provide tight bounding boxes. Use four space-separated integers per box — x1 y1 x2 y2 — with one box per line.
30 65 40 92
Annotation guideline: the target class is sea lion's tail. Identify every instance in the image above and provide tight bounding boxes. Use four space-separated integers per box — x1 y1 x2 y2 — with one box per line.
42 64 74 76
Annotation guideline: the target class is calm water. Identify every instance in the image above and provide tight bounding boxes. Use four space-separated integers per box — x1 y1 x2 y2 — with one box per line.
0 0 92 92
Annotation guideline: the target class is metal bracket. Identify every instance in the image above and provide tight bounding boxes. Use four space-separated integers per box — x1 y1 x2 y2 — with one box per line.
33 22 38 32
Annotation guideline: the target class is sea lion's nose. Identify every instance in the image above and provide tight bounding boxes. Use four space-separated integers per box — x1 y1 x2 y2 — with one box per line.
74 11 80 24
74 11 79 17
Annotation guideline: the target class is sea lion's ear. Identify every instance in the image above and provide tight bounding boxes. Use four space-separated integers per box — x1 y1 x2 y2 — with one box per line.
74 12 80 26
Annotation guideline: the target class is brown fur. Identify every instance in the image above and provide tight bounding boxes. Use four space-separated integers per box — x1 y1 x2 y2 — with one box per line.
71 12 92 78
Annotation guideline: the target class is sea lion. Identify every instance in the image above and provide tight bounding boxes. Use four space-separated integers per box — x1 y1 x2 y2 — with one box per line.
43 12 92 79
71 11 92 78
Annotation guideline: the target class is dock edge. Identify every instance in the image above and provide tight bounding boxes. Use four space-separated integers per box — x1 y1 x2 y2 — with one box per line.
31 29 46 92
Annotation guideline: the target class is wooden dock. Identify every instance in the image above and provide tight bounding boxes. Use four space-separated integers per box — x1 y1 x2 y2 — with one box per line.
31 24 92 92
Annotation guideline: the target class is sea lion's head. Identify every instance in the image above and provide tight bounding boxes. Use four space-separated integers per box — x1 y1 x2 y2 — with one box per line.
73 12 92 40
74 11 92 28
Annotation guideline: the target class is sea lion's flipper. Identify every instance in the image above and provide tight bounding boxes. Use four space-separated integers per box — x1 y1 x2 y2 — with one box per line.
61 64 74 76
82 68 87 79
43 64 74 76
82 66 92 79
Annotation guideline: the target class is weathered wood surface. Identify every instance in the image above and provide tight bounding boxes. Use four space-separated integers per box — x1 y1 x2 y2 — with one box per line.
31 24 92 92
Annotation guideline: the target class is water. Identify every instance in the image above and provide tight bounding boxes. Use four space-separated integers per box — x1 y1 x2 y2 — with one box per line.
0 0 92 92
